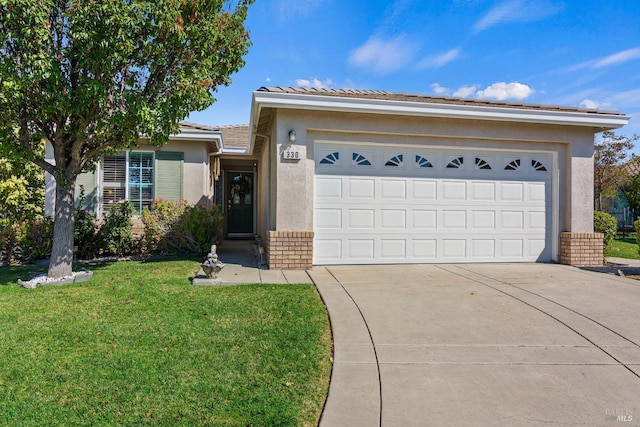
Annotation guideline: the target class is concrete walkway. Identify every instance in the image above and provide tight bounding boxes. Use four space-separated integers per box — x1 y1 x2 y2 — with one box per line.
311 263 640 426
214 240 313 285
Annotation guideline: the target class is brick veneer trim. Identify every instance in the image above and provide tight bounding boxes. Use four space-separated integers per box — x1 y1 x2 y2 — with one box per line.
559 232 604 267
266 231 314 270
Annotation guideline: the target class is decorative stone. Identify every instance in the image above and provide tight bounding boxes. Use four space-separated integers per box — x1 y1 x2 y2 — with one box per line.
17 269 93 289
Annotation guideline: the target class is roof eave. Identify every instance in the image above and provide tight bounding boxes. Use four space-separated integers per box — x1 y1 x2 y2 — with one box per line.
169 130 223 152
252 91 631 131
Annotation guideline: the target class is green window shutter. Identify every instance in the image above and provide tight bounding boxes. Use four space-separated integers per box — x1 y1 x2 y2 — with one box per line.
75 168 98 214
155 151 183 201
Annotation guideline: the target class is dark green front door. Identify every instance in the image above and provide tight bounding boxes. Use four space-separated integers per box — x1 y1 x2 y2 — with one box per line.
227 171 254 235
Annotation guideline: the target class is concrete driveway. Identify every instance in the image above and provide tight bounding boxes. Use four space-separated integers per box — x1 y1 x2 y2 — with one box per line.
309 263 640 426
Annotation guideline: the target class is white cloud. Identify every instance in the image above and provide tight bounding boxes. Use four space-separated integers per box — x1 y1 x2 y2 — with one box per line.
580 99 604 109
431 83 450 95
476 82 535 100
473 0 563 32
453 85 479 98
594 47 640 68
295 78 334 89
265 77 271 82
348 35 417 74
418 48 461 69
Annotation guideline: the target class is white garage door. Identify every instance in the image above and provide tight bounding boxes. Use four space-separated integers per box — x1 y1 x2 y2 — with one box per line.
313 143 553 265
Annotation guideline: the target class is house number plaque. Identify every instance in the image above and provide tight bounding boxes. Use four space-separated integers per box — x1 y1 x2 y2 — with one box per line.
282 149 301 160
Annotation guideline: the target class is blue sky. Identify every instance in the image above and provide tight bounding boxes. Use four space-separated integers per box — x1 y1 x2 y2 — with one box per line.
188 0 640 137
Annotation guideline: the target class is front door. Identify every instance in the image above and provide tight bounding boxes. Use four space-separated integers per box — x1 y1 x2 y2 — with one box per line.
227 171 254 235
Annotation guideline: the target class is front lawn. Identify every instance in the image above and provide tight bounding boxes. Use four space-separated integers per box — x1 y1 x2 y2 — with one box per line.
607 235 640 260
0 260 331 426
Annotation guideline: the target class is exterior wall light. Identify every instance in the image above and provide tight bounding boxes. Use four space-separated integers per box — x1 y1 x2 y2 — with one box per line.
288 129 296 143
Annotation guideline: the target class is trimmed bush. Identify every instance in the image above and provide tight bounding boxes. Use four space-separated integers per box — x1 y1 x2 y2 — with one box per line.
0 219 53 264
141 198 223 255
98 201 138 257
594 210 617 254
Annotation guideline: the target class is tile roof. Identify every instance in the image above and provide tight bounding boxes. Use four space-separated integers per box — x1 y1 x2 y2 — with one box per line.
178 121 219 132
257 86 623 116
218 124 250 149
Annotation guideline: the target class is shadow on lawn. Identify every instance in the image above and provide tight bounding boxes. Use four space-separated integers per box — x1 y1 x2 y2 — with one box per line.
0 257 193 287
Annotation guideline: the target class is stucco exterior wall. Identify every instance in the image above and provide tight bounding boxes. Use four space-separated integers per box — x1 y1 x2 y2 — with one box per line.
265 108 599 259
45 138 214 216
139 140 212 206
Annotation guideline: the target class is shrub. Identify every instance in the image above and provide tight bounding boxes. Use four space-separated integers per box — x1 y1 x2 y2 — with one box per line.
634 218 640 255
0 218 53 264
141 198 223 255
97 201 138 257
74 185 98 259
594 211 617 254
24 218 54 261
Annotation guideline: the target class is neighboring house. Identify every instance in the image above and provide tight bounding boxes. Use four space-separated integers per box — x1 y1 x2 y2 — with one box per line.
46 87 631 268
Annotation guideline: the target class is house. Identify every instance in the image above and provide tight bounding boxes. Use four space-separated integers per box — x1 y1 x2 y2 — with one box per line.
46 87 631 268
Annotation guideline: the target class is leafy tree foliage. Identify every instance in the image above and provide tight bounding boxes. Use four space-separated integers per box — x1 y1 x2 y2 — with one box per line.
0 0 253 277
0 143 45 226
620 173 640 225
594 131 638 211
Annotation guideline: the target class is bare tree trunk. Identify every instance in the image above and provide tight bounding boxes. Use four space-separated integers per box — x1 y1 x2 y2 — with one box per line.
48 180 75 278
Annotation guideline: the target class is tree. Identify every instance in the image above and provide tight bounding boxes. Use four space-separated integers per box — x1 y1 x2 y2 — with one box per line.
620 173 640 228
0 0 253 278
594 131 638 211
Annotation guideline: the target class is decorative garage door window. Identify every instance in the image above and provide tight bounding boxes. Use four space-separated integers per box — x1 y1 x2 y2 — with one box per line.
384 154 404 167
415 155 433 168
314 145 552 181
504 159 521 170
475 157 492 170
446 156 464 169
314 143 554 265
352 152 372 166
320 151 340 165
532 159 547 171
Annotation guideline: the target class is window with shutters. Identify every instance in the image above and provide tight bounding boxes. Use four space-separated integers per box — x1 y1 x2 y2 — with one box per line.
102 152 154 214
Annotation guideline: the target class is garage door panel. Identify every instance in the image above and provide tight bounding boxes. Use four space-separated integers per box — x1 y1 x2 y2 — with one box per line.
471 182 496 201
412 180 437 199
348 178 375 199
315 208 342 229
413 210 437 229
442 181 467 200
381 179 407 199
381 209 407 229
347 209 375 229
501 239 524 257
471 210 496 229
381 239 406 259
471 239 496 258
314 145 553 264
442 239 467 258
443 210 467 229
412 239 437 259
501 211 525 229
348 239 375 259
316 177 343 198
314 239 342 262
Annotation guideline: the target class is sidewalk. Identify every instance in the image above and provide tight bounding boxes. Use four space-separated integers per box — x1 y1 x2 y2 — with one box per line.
606 256 640 267
214 239 313 285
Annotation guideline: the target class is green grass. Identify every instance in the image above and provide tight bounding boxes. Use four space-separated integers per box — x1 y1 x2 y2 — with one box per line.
607 235 640 260
0 260 331 426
